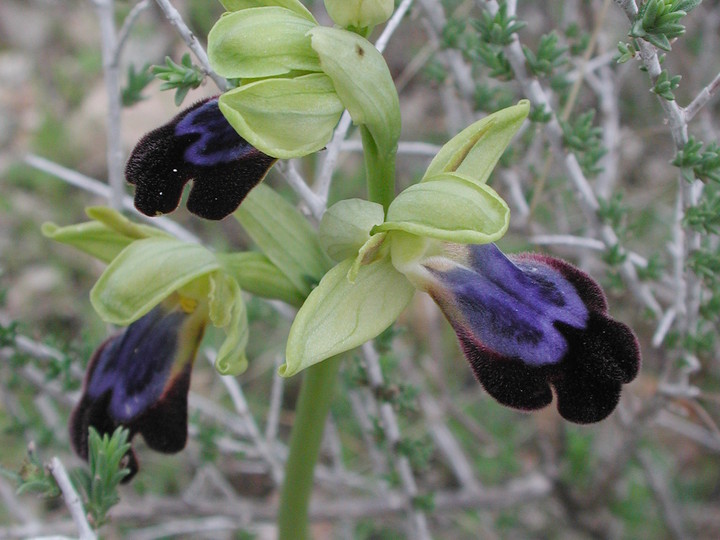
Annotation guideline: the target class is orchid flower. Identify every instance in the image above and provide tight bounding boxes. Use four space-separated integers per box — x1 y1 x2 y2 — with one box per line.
282 101 641 423
70 295 206 480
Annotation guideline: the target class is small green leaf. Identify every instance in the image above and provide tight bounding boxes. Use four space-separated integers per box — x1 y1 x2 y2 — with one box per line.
319 199 385 261
422 100 529 182
375 174 509 244
91 238 220 325
309 26 401 158
219 73 344 158
208 7 321 79
218 251 305 307
151 54 204 106
281 256 414 376
234 184 332 296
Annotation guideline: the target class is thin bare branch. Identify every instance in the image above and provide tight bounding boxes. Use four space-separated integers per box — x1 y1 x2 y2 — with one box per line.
153 0 228 91
47 457 97 540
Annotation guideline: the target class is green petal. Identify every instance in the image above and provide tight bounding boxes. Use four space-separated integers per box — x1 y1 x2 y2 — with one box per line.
234 184 332 296
219 73 344 159
208 7 320 79
376 174 509 244
91 238 220 325
211 273 249 376
308 26 400 157
422 101 529 184
218 251 305 307
319 199 385 261
281 257 414 377
219 0 316 22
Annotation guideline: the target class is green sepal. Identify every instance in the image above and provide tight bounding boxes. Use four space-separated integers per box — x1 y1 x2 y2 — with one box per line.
91 238 220 325
42 221 138 264
281 256 414 377
219 0 316 22
323 0 393 28
210 272 249 376
86 207 169 240
234 184 332 296
422 100 529 183
218 251 305 307
308 27 400 159
375 174 509 243
42 207 167 264
219 73 344 159
208 7 320 79
319 199 385 261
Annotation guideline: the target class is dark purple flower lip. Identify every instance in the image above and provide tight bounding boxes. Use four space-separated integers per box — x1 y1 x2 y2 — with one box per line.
426 243 641 424
70 301 206 481
125 97 277 221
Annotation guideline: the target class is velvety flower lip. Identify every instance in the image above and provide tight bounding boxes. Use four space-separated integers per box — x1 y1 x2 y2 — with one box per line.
125 97 277 221
69 300 206 481
425 243 641 424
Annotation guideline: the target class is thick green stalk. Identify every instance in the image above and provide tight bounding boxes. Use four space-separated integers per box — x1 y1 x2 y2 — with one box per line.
277 356 341 540
277 107 397 540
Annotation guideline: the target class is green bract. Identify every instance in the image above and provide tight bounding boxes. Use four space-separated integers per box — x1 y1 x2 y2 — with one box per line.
218 252 305 308
281 102 528 377
323 0 394 29
235 184 333 296
208 7 320 79
219 74 344 159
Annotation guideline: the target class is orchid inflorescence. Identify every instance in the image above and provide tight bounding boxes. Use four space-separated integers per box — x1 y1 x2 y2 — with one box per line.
44 0 640 480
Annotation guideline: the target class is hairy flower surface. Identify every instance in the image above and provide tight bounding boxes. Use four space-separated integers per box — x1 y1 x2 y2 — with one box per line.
125 97 276 220
418 243 641 423
70 297 207 480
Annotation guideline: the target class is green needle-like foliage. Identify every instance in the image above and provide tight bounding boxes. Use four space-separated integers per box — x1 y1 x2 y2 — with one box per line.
651 69 681 100
630 0 701 51
523 32 568 78
471 1 526 46
73 427 132 528
152 53 205 106
121 63 154 107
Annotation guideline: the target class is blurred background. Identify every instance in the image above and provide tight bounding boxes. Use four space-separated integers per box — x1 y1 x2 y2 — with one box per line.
1 0 719 538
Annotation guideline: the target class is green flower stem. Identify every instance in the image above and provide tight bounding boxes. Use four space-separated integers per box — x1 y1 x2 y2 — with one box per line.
277 355 341 540
277 110 397 539
361 126 397 214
